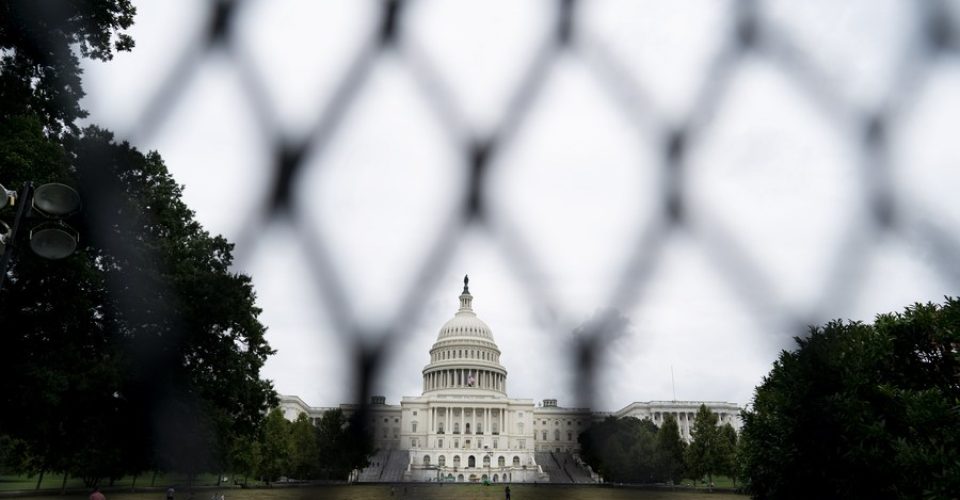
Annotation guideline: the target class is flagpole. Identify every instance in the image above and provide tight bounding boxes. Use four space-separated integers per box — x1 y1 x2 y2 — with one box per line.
671 365 677 401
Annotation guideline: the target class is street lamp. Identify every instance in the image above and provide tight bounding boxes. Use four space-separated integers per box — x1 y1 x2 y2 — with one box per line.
0 181 82 291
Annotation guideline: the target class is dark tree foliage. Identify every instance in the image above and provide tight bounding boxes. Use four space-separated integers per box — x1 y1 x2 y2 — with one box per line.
685 404 721 485
578 417 659 483
717 423 738 485
0 0 276 484
315 409 372 480
655 415 687 484
0 119 276 483
0 0 135 134
248 408 372 482
739 299 960 500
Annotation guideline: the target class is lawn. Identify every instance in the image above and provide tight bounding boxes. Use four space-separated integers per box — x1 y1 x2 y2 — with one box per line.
0 473 225 492
4 483 746 500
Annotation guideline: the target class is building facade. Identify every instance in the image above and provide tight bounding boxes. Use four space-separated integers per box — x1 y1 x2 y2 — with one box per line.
280 277 741 482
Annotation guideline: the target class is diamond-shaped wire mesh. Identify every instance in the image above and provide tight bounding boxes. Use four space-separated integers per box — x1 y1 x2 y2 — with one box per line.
19 0 960 415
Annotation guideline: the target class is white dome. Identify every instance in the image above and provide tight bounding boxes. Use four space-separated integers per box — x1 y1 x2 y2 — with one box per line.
438 313 494 341
421 276 508 397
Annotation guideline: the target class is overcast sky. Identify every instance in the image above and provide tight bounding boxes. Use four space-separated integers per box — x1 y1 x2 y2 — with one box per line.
79 0 960 411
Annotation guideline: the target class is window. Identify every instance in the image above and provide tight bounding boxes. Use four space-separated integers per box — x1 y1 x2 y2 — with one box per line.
519 439 525 449
541 431 547 440
512 456 520 467
483 455 491 467
395 418 399 423
412 422 417 433
438 438 443 448
567 432 572 441
439 455 446 467
413 411 418 416
454 422 460 434
498 456 506 467
493 438 498 449
423 455 431 465
438 422 445 434
454 438 460 448
554 429 560 441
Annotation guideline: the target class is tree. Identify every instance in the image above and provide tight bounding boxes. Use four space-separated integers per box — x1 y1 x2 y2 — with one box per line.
289 414 319 479
1 1 277 485
0 0 135 134
716 423 738 486
257 409 291 484
739 300 960 500
0 123 277 484
655 415 686 484
685 404 720 486
315 409 372 480
578 416 659 483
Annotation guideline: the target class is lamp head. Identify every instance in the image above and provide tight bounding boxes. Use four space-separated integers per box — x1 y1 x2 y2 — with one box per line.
29 221 78 259
32 183 81 217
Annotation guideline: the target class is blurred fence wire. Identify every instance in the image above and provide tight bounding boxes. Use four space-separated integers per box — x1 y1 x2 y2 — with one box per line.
14 0 960 414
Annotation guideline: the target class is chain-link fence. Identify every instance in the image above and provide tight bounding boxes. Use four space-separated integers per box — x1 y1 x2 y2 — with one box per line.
10 0 960 417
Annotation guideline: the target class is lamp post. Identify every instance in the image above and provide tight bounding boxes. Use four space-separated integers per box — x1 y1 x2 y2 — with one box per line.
0 181 82 292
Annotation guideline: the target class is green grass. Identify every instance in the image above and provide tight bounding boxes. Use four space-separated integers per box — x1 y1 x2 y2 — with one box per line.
4 483 746 500
0 473 228 492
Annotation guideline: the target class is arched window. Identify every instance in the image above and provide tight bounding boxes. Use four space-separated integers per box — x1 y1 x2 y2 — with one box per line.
438 455 446 466
468 455 476 468
498 456 505 467
493 474 499 482
542 431 547 440
483 455 490 467
454 422 460 434
512 456 520 467
465 423 471 434
453 456 461 467
457 474 464 482
554 429 560 441
423 455 431 465
438 422 445 434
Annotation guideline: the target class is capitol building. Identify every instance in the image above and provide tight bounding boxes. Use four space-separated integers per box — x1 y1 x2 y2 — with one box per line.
280 277 741 483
